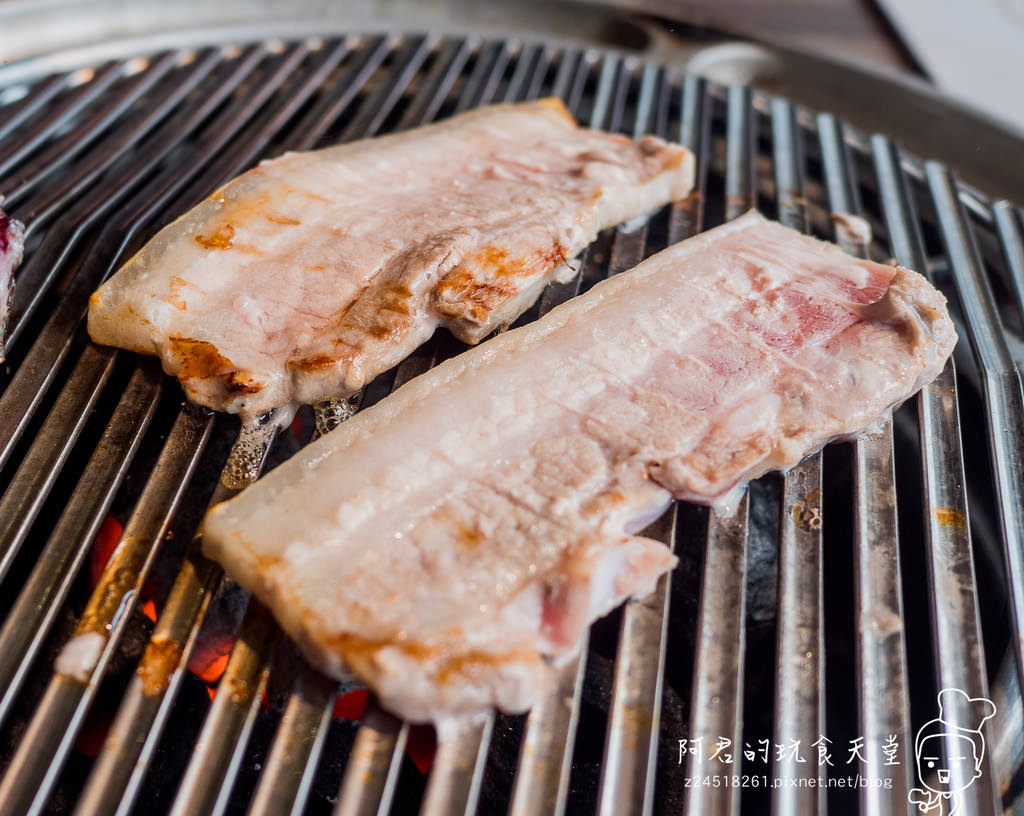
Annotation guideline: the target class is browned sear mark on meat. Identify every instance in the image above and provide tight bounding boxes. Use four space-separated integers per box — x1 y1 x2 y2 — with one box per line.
455 522 486 551
436 270 518 322
168 336 235 380
265 213 301 226
168 276 190 310
436 241 566 323
195 223 235 250
138 638 183 697
289 341 361 373
478 242 566 279
227 371 264 394
321 631 537 687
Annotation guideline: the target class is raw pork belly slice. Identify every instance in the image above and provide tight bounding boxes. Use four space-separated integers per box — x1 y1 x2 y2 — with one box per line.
201 211 956 724
87 99 694 418
0 204 26 360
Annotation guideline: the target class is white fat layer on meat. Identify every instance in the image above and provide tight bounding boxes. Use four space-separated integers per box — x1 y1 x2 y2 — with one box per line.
87 100 695 418
200 211 956 725
55 631 106 683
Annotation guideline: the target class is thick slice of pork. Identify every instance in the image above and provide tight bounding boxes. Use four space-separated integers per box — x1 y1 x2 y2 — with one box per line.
0 204 26 360
201 211 956 724
87 99 694 417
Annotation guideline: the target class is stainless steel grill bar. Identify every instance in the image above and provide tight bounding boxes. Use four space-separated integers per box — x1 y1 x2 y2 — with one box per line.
0 360 163 731
0 370 165 816
0 61 124 178
685 502 750 816
508 644 587 816
243 39 488 816
456 39 512 114
817 112 913 815
169 601 282 816
597 63 676 816
684 83 754 816
417 49 610 816
128 36 451 816
502 233 614 816
598 507 676 816
0 45 267 466
873 135 999 812
335 704 408 816
74 421 278 816
927 163 1024 761
150 47 370 816
1 50 180 208
0 73 67 146
503 42 549 104
551 49 589 118
73 37 401 816
771 97 825 816
280 36 388 151
0 43 331 734
0 407 213 816
340 36 433 141
0 344 117 581
420 718 493 816
17 49 224 224
397 38 472 129
247 666 337 816
993 202 1024 319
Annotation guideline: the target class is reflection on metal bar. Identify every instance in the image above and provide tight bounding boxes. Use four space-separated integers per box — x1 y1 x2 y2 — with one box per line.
0 408 213 816
992 202 1024 319
818 112 913 816
0 61 123 179
0 45 268 462
169 603 281 816
4 51 179 207
685 500 750 816
74 38 405 816
873 135 998 814
596 64 674 816
771 98 824 816
684 83 754 816
21 49 224 224
927 164 1024 811
247 665 337 816
420 717 494 816
0 345 117 569
0 361 162 733
335 703 409 816
4 45 265 340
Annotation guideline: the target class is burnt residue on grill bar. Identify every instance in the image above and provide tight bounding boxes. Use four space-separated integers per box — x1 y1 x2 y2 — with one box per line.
0 32 1022 816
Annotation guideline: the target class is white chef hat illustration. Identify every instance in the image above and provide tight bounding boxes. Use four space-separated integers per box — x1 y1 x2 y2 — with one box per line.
915 688 996 770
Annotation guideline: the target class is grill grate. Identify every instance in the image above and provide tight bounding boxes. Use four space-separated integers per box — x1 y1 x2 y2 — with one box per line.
0 31 1022 816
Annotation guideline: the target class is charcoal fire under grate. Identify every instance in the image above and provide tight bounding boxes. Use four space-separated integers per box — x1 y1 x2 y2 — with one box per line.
0 31 1022 816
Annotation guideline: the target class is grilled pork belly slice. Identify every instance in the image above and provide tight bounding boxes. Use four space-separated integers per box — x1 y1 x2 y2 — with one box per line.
86 99 694 418
0 204 26 360
201 211 956 724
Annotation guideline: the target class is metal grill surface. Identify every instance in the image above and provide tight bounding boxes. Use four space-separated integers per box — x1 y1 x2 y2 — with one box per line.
0 32 1022 816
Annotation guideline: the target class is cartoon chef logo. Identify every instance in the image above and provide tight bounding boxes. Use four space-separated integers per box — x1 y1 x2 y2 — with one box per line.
908 688 996 815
